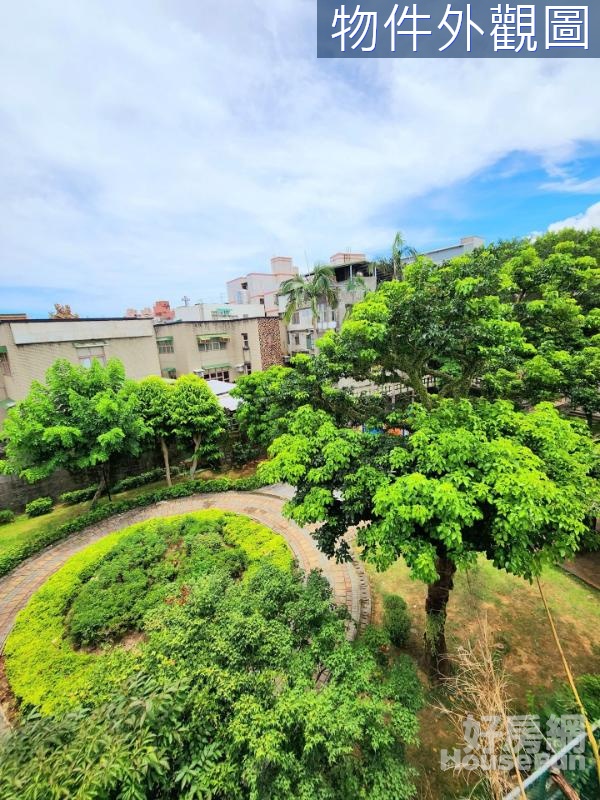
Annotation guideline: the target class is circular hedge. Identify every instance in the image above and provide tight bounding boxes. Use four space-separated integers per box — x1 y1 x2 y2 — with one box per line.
4 510 293 715
1 509 424 800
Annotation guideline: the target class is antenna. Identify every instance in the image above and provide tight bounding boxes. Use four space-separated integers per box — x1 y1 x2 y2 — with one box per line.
181 295 191 307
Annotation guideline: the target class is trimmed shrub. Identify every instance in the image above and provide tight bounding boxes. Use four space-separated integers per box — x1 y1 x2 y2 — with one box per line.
111 467 170 494
25 497 53 518
59 487 98 505
0 474 267 578
0 509 15 526
383 594 411 648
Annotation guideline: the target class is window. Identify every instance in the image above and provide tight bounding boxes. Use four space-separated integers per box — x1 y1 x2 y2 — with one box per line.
163 368 177 379
291 312 300 325
157 339 174 354
203 369 230 382
244 364 252 375
0 350 11 376
241 333 249 349
198 339 227 352
294 334 300 346
259 297 265 305
241 282 248 290
77 346 106 367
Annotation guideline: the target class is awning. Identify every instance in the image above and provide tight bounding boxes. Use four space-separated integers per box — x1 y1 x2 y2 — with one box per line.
200 362 230 370
0 346 7 354
197 333 230 341
0 398 15 410
156 336 174 344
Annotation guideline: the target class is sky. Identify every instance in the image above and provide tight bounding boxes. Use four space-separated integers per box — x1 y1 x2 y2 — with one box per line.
1 1 600 317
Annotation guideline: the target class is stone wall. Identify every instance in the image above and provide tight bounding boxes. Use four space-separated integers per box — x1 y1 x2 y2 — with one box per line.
0 451 162 512
257 317 285 370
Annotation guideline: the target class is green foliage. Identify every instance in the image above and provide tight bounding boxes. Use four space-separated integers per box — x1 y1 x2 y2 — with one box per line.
4 510 292 714
0 474 267 578
2 512 421 799
170 374 227 474
264 400 598 581
24 497 53 518
59 467 179 505
232 354 383 451
0 509 15 525
279 264 339 333
383 594 411 648
0 358 149 487
59 486 98 505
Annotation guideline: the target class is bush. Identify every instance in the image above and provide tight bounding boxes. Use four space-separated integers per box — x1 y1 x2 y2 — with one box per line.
1 516 420 800
25 497 53 518
59 486 98 505
4 510 293 715
111 467 170 494
0 474 267 578
383 594 411 648
0 509 15 525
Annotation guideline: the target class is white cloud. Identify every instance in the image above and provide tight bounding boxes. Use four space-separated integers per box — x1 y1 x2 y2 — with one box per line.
548 202 600 232
0 1 600 313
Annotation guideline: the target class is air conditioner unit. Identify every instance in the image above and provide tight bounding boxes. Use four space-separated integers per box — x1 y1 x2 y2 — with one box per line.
235 364 245 372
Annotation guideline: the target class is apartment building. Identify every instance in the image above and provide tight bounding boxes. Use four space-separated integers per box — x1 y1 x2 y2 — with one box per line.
172 301 266 322
154 316 286 382
0 318 161 421
227 257 299 316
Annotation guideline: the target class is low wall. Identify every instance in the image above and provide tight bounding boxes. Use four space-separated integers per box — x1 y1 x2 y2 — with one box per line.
0 452 162 512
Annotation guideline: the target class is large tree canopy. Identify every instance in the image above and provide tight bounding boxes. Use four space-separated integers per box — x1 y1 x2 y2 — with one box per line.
0 359 148 497
262 399 598 674
169 374 226 477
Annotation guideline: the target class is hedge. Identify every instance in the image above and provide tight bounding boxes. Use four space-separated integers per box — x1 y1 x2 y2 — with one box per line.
0 474 267 579
59 467 182 506
25 497 54 518
0 509 16 526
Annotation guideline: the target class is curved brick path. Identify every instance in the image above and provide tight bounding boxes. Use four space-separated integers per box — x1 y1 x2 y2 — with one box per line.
0 488 371 651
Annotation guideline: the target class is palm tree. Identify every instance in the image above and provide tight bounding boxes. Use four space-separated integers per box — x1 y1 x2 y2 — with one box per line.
371 231 417 283
279 265 339 352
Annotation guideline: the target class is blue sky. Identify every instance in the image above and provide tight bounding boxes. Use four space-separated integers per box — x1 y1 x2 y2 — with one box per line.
1 1 600 317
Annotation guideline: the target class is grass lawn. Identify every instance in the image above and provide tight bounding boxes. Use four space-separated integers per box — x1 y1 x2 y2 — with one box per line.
367 556 600 799
0 465 257 560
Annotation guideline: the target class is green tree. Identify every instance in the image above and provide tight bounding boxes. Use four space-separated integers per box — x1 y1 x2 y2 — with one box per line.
232 354 383 451
320 254 531 407
136 376 177 486
279 265 339 351
170 374 226 477
262 400 598 677
0 359 148 502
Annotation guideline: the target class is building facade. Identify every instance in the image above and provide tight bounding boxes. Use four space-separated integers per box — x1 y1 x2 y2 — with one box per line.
0 318 162 421
172 302 266 322
154 316 286 382
227 256 298 316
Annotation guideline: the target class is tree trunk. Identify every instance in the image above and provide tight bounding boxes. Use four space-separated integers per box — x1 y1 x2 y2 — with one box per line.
425 556 457 679
160 437 172 487
103 464 112 502
189 435 201 478
585 410 594 430
90 472 106 508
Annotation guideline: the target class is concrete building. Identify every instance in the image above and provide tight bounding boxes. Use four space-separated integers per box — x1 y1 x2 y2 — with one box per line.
227 257 299 316
172 302 266 322
403 235 485 266
0 318 161 421
154 316 286 382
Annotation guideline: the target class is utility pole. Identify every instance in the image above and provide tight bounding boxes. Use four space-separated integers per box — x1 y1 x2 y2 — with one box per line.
181 295 190 306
